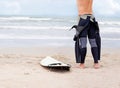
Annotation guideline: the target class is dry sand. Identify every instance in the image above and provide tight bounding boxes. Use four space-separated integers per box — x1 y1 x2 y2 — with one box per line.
0 47 120 88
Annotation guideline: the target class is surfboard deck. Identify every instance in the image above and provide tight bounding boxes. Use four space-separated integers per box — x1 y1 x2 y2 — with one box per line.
40 56 71 70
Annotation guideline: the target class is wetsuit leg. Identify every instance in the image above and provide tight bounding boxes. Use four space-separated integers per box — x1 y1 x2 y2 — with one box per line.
79 37 87 63
89 39 99 63
75 17 89 63
75 38 81 63
88 22 99 63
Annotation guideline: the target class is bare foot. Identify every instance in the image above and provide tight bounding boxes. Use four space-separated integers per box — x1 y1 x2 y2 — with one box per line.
74 64 85 69
79 63 85 69
94 63 100 69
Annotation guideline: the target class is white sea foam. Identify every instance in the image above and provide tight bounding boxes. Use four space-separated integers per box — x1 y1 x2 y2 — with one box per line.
99 21 120 26
0 17 52 21
0 25 120 33
0 34 71 39
102 38 120 40
100 26 120 33
0 17 120 25
0 25 70 30
0 34 119 41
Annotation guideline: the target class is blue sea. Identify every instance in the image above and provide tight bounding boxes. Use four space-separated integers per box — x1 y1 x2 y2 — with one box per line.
0 16 120 48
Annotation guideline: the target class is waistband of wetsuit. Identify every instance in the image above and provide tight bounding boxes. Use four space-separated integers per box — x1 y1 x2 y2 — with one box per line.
79 14 95 22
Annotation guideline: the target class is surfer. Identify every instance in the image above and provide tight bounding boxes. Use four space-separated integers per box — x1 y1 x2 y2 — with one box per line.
73 0 101 69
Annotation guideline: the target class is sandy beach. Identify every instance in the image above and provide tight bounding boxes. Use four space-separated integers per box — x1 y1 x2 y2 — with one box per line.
0 46 120 88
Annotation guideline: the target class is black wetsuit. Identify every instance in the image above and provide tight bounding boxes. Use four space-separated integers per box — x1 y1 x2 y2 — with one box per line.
72 15 101 63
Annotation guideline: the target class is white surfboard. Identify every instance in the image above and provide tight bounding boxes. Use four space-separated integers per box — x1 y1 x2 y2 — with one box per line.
40 56 71 70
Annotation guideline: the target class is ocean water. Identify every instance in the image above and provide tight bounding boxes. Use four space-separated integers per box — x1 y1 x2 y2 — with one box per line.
0 16 120 48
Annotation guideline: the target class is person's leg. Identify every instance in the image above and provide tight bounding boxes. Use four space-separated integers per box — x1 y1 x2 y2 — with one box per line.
79 37 87 69
75 16 89 68
88 21 100 68
75 37 87 69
